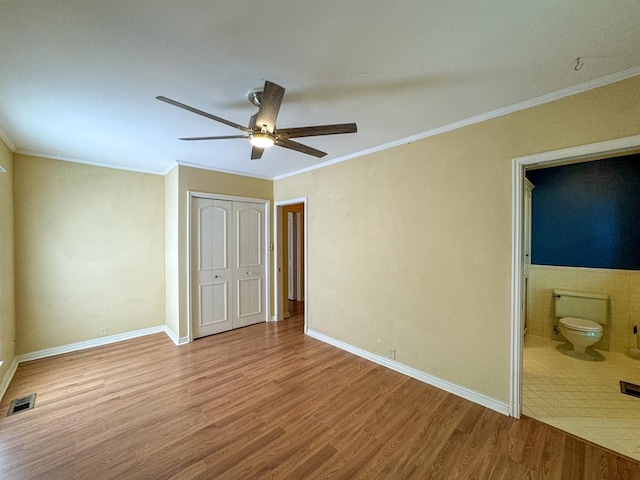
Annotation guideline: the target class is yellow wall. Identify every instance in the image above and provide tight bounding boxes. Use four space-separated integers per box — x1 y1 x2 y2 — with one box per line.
14 155 166 353
274 76 640 402
3 75 638 404
0 138 15 383
9 156 272 353
168 166 273 339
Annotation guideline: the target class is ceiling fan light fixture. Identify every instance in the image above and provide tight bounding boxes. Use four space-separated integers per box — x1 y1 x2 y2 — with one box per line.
158 80 356 160
249 132 275 149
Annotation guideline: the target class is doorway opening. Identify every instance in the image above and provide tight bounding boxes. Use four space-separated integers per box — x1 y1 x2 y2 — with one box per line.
510 134 640 458
511 134 640 417
275 198 307 332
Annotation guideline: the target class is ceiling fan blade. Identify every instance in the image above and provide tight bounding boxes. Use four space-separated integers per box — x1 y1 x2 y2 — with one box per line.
251 146 265 160
275 138 327 158
254 81 285 133
179 135 248 141
156 96 250 133
248 113 258 129
276 123 357 139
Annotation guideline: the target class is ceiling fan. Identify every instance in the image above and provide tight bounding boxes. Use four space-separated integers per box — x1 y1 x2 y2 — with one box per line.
157 80 357 160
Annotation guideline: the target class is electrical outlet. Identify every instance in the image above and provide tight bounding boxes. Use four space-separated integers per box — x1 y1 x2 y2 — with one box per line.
100 327 108 336
388 348 396 360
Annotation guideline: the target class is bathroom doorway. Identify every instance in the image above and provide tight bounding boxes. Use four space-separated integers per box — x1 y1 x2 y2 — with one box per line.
510 134 640 460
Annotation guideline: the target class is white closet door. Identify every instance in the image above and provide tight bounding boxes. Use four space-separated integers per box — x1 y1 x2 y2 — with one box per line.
233 201 266 329
192 198 233 338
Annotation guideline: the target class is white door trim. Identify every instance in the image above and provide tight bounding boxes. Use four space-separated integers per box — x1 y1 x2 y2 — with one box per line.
274 197 308 332
509 134 640 418
187 191 270 342
295 212 303 301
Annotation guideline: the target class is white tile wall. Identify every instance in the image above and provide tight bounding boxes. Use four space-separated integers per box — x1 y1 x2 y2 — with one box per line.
527 265 640 354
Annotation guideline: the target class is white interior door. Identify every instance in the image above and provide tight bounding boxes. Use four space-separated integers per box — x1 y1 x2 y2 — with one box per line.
192 198 233 338
233 201 266 329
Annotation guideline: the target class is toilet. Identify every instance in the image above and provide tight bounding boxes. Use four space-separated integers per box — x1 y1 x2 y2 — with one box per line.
553 289 608 355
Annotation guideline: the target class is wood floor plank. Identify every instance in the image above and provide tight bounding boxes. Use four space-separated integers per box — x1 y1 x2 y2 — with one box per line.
519 417 551 472
399 395 476 478
444 410 510 480
351 388 450 479
1 314 638 479
562 435 586 480
538 419 567 480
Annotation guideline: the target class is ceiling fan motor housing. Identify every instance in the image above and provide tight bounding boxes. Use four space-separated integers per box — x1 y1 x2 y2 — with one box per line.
246 88 263 107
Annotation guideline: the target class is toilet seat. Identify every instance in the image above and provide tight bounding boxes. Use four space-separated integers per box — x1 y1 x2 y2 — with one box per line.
559 317 602 332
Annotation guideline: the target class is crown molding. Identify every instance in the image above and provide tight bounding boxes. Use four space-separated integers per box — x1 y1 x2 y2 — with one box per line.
175 160 274 180
15 150 170 175
4 67 639 181
274 67 640 181
0 127 17 152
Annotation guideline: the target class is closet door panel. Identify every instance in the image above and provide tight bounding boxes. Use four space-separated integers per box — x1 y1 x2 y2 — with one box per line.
192 198 233 338
233 202 266 328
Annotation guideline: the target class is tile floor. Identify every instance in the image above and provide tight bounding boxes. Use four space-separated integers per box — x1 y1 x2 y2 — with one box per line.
523 334 640 461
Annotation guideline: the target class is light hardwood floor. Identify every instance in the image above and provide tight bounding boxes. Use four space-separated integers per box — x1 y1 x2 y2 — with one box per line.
1 315 639 479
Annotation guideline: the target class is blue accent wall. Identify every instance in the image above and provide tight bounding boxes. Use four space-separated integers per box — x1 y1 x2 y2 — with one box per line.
525 154 640 270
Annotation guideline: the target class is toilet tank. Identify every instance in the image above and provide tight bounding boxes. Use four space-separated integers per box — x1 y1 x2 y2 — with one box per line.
553 289 608 324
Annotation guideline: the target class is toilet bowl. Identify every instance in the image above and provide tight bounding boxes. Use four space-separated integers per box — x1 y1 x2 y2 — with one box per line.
554 290 608 358
558 317 603 355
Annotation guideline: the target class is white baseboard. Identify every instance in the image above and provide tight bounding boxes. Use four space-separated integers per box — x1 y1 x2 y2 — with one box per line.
0 357 19 402
306 329 509 416
164 326 189 345
17 325 167 363
2 326 186 400
164 326 179 345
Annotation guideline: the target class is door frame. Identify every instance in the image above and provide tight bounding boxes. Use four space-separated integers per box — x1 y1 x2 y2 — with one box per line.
509 134 640 417
295 211 303 301
285 210 303 302
274 197 308 332
187 191 271 342
287 211 296 301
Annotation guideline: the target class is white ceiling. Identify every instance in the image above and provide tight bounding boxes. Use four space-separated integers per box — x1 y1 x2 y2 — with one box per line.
1 1 639 179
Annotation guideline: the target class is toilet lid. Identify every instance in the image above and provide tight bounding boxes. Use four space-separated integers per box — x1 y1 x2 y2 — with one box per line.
560 317 602 332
